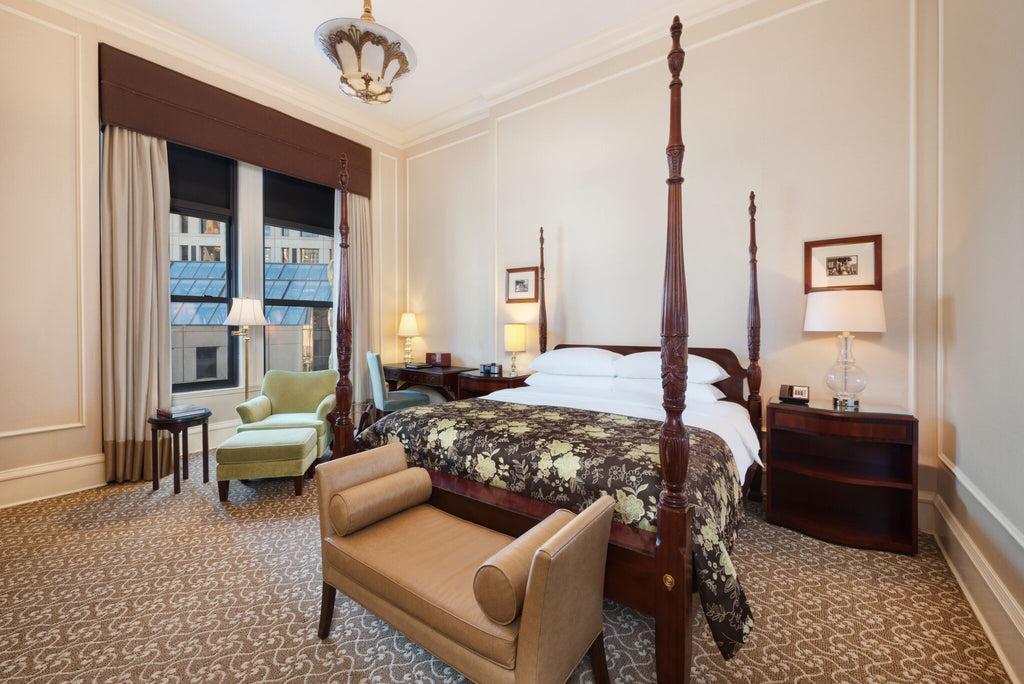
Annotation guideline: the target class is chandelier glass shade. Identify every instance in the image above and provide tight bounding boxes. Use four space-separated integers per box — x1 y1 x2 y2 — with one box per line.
315 1 416 104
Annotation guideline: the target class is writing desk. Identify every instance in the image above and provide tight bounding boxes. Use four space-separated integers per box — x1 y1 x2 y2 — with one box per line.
383 363 474 401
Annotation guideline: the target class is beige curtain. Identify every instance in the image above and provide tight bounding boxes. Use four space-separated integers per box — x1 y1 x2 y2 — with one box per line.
332 193 376 418
101 127 172 483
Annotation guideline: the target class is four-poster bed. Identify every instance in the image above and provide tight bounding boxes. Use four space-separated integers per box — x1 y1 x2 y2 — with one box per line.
327 18 762 683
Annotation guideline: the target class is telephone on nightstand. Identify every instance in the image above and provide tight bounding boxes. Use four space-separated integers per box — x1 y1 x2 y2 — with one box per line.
779 384 810 405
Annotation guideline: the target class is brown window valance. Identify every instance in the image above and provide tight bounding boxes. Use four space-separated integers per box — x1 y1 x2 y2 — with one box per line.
99 44 371 197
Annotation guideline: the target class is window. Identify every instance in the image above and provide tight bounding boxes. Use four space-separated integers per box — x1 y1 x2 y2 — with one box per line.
195 346 218 379
263 169 334 373
168 143 238 392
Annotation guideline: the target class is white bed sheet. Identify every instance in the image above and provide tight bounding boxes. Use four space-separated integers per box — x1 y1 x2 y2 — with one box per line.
483 385 763 484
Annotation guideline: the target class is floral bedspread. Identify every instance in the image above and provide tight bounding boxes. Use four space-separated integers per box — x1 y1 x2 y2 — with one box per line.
355 398 754 658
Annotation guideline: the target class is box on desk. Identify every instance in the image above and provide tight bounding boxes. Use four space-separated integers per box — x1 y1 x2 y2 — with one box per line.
426 352 451 367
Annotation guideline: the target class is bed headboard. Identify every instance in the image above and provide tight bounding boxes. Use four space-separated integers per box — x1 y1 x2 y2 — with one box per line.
553 343 755 429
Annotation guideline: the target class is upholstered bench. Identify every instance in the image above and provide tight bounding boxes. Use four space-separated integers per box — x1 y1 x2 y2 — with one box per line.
215 427 318 502
315 443 615 684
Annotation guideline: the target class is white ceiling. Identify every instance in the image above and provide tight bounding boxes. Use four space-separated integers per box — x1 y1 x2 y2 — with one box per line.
108 0 745 144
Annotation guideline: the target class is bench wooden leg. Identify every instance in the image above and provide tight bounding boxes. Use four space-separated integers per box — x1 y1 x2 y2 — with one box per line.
218 480 229 502
588 631 610 684
318 582 337 638
293 476 303 496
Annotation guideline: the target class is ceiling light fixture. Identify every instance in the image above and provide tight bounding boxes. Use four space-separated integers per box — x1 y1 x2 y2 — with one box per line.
314 0 417 104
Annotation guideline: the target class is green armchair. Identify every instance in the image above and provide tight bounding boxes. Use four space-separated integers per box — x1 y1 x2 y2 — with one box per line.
236 369 339 455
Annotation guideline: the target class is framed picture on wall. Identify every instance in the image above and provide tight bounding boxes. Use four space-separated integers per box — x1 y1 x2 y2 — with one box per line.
505 267 539 303
804 234 882 293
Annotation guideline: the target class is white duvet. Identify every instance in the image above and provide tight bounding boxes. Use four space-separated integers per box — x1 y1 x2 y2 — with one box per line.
482 385 763 485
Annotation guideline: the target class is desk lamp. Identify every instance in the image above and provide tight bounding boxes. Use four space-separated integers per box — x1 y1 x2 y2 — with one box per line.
398 312 419 364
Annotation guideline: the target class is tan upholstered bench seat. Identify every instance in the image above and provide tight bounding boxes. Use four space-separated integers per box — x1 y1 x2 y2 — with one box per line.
324 504 519 669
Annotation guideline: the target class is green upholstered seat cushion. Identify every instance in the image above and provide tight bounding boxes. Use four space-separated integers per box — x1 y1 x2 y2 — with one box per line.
235 413 325 436
382 390 430 412
216 428 318 464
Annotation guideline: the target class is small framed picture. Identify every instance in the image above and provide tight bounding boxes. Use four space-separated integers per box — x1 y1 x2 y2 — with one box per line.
804 234 882 293
505 267 539 303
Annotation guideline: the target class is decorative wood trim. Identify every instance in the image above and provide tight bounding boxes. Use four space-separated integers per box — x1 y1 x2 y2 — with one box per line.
329 156 355 459
539 227 547 352
747 192 762 435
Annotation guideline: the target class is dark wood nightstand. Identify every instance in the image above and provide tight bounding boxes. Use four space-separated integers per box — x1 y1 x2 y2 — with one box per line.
765 397 918 554
457 371 532 399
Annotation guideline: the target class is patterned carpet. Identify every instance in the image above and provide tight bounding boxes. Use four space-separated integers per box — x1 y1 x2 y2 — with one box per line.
0 455 1008 683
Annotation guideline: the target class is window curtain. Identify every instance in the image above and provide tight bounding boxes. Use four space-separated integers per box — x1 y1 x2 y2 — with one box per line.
101 127 172 483
331 193 376 419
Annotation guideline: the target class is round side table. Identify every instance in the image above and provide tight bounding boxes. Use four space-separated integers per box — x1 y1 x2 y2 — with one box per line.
147 409 212 494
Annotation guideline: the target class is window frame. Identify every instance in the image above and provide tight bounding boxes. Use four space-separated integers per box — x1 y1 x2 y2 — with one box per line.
170 193 240 393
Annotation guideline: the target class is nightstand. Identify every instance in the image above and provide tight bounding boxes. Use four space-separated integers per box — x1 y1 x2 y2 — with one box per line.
457 371 532 399
765 397 918 554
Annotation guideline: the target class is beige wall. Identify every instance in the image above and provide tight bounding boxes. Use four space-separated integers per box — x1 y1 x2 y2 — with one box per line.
0 0 406 506
935 0 1024 674
406 0 920 428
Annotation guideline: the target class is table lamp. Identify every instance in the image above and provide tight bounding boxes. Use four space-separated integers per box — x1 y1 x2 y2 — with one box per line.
803 289 886 410
398 312 419 365
504 323 527 376
225 297 267 400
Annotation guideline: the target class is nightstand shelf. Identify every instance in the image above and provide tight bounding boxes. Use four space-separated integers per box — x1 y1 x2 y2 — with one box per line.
766 398 918 554
457 371 532 399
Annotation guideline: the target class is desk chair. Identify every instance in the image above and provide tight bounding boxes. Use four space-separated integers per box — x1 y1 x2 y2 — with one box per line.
358 352 430 432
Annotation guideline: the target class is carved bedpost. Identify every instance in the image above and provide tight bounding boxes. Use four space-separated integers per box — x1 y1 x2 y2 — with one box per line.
538 227 547 353
747 192 762 435
655 16 693 683
328 155 355 460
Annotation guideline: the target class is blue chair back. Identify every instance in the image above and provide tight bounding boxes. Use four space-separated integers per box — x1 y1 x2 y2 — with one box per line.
366 352 389 410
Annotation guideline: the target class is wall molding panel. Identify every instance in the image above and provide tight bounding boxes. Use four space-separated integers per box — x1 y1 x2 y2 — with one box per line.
0 3 87 440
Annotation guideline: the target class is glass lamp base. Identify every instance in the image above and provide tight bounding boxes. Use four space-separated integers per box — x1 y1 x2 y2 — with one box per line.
833 396 859 411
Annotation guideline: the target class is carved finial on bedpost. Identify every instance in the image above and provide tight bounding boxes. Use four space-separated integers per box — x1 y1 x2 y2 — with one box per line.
539 227 547 353
329 154 355 460
661 14 688 506
747 192 762 435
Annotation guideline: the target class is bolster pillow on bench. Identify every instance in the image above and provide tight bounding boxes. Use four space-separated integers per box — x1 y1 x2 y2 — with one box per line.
473 508 577 625
329 467 432 536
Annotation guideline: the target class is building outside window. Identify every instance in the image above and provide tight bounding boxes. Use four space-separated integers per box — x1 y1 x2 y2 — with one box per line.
263 169 334 373
168 143 238 392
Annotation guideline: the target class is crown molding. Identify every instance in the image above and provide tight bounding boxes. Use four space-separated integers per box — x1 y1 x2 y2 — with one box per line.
33 0 405 149
403 0 763 148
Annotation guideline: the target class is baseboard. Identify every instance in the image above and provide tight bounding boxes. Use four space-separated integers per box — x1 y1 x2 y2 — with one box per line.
918 491 936 535
933 495 1024 682
0 454 106 509
182 418 240 455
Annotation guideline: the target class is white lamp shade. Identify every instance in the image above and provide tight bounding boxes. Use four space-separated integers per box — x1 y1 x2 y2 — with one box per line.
398 312 419 337
804 290 886 333
503 323 527 353
224 298 267 327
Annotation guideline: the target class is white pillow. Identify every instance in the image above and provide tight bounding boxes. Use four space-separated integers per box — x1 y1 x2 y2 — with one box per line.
613 351 730 384
528 347 622 377
613 377 726 403
525 373 616 394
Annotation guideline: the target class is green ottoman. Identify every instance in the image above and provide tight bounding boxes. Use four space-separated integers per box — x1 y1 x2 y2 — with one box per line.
216 427 319 502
